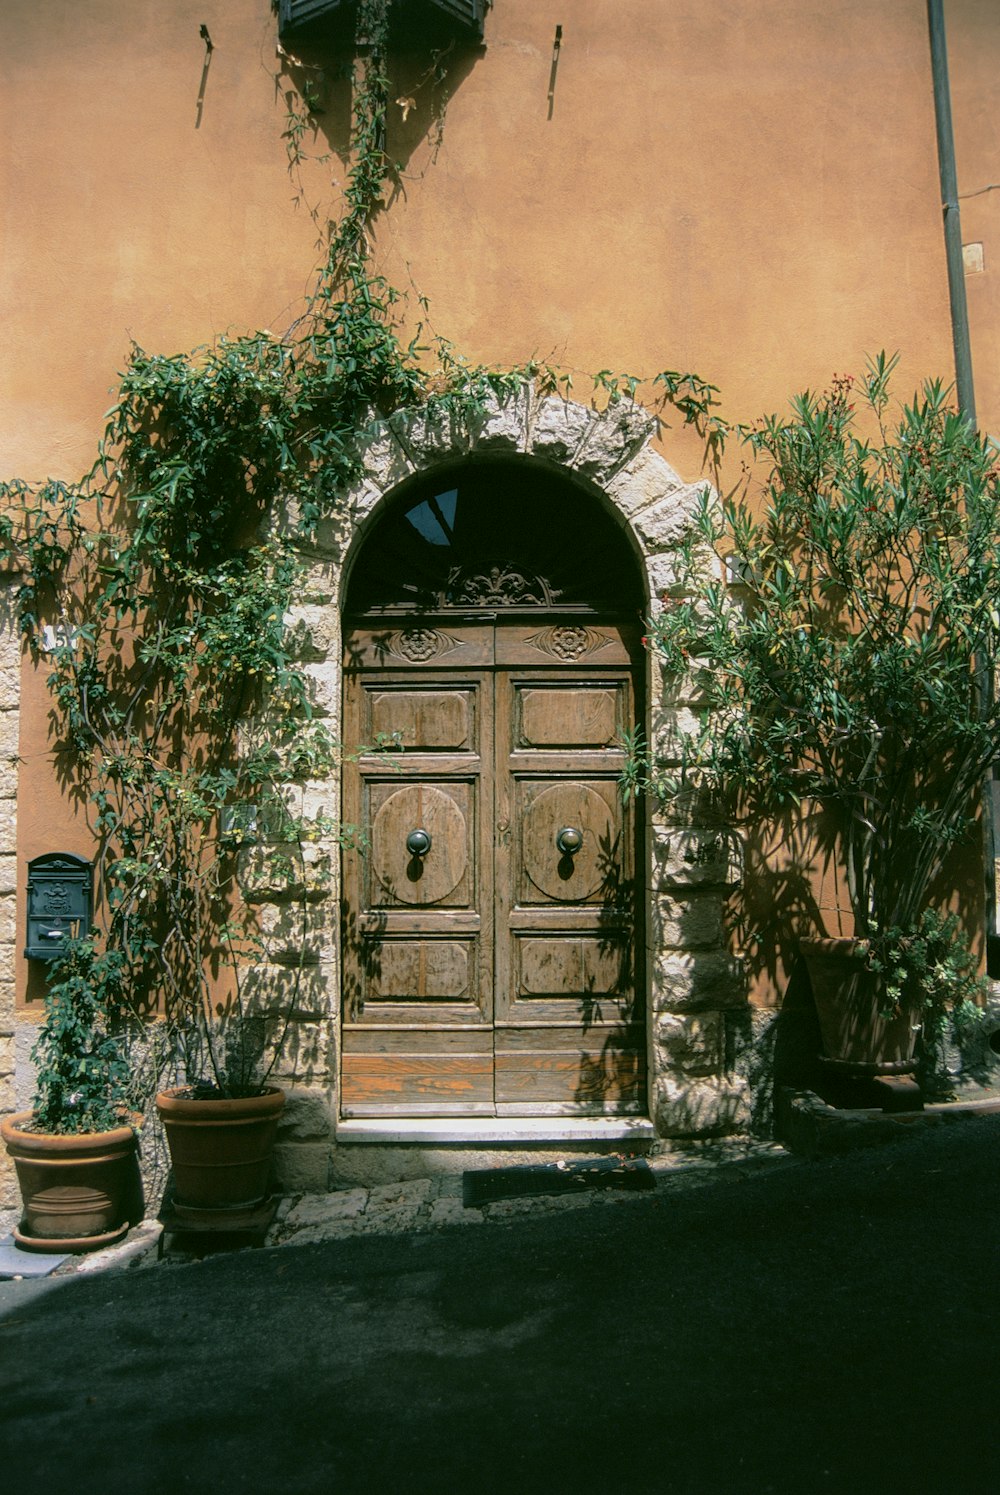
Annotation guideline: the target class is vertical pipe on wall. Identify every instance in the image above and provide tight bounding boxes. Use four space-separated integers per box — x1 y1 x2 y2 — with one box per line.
927 0 976 426
927 0 999 974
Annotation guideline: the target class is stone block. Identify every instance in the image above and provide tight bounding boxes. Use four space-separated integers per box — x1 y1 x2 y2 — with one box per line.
0 712 18 757
632 483 711 554
272 1140 331 1194
302 659 341 718
15 1028 38 1109
649 705 703 763
649 656 714 709
240 961 335 1020
529 396 594 463
652 1074 751 1137
0 592 22 640
653 826 743 889
292 485 381 562
645 553 686 600
391 406 470 465
606 444 685 518
0 980 14 1029
572 401 657 483
428 1196 485 1228
300 778 343 820
728 1005 783 1129
652 950 746 1013
0 666 19 712
0 948 15 994
654 1011 725 1077
650 891 724 949
283 604 338 663
258 900 337 965
283 1188 368 1229
646 543 725 608
367 1177 434 1209
269 1014 334 1086
963 242 984 274
485 1193 592 1220
0 895 16 945
297 561 339 607
0 1032 13 1078
238 842 333 902
471 385 532 453
357 422 414 492
0 854 17 896
276 1086 334 1141
0 789 16 849
0 1152 19 1212
353 1176 434 1235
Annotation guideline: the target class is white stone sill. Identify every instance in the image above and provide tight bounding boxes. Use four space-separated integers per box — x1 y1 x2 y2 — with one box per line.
335 1117 656 1145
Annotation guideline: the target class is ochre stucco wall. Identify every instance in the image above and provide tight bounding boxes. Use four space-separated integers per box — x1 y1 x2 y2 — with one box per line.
3 0 992 481
3 0 998 1016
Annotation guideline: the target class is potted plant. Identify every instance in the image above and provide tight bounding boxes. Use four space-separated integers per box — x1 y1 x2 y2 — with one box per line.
640 354 998 1076
1 934 143 1252
154 939 288 1225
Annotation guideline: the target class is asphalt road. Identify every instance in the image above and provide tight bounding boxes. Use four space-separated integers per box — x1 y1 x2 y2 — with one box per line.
1 1117 997 1495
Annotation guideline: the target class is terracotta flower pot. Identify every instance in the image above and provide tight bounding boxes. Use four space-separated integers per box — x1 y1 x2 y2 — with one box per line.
0 1111 143 1254
155 1086 285 1220
800 937 922 1075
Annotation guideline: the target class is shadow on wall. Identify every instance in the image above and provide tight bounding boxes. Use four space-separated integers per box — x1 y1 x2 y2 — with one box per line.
731 796 990 1119
276 21 485 210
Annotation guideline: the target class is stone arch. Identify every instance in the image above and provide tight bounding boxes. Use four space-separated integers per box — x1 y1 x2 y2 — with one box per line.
265 386 752 1181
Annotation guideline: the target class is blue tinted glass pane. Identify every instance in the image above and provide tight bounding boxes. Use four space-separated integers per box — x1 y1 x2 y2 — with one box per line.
404 488 458 546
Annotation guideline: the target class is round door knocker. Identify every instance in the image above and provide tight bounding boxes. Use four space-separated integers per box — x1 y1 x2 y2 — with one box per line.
406 828 432 858
555 826 583 856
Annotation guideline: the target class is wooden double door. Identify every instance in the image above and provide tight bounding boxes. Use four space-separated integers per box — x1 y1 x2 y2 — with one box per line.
341 618 645 1117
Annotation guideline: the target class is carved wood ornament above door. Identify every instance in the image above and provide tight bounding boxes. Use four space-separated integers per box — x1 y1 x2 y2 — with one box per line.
341 462 646 1118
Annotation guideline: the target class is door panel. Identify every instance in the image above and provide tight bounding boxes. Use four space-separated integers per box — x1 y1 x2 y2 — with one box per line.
341 1028 495 1116
517 684 622 749
368 688 476 750
342 620 644 1118
517 780 619 904
368 781 473 907
494 1029 645 1115
516 935 626 996
367 938 475 1001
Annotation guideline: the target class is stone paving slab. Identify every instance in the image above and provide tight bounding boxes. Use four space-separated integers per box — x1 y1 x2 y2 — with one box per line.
0 1235 69 1279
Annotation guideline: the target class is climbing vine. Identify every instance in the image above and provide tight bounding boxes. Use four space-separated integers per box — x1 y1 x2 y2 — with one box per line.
0 0 727 1102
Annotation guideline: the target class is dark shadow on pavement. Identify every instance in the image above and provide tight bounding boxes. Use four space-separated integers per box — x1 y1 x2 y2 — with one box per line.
1 1115 998 1494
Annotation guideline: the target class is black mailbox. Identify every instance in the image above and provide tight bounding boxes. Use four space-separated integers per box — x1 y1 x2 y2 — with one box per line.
25 853 93 961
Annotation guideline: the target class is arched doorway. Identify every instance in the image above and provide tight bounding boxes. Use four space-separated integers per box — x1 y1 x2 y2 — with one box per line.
340 459 647 1118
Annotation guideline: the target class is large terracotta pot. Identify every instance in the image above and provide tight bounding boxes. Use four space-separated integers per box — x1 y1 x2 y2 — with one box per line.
800 937 922 1075
0 1111 143 1254
155 1086 285 1217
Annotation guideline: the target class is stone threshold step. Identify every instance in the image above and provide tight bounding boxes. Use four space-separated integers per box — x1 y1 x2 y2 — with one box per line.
336 1117 656 1145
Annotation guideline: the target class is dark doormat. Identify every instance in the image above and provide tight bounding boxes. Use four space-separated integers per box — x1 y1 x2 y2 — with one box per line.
463 1155 655 1208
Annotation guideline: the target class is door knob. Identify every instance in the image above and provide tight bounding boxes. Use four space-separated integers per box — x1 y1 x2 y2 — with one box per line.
406 828 432 857
555 826 583 855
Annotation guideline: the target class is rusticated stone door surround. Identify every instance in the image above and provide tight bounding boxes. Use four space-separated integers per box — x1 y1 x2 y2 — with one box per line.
253 387 752 1181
